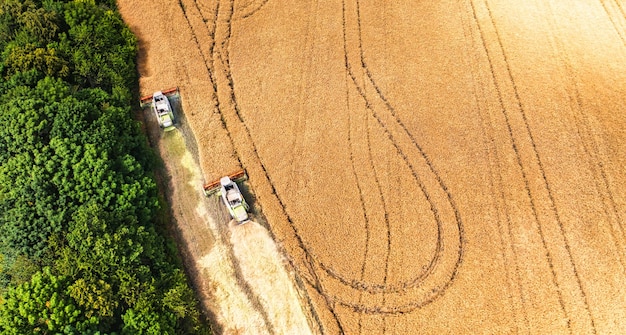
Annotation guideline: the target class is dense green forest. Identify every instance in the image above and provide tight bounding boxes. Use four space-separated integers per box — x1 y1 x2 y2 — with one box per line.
0 0 211 333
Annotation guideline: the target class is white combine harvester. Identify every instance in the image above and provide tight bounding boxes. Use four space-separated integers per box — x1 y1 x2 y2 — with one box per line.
140 87 178 131
204 169 250 224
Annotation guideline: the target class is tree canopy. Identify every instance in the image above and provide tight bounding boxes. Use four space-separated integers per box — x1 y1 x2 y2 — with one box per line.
0 0 210 333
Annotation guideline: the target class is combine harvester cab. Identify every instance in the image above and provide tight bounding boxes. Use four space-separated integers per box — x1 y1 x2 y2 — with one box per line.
140 87 178 132
204 170 250 224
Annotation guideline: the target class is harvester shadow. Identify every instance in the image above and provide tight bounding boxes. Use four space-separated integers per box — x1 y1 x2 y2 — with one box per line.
134 31 152 78
237 181 272 233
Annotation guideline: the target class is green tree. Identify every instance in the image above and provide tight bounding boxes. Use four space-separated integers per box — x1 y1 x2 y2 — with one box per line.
0 0 210 332
0 268 101 334
0 77 158 257
64 0 137 92
56 203 153 278
68 278 117 319
17 6 60 44
3 42 69 78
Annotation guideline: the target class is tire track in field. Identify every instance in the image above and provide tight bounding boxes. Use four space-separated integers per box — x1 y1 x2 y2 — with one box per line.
351 0 465 293
365 113 391 331
180 0 238 166
191 0 460 322
345 59 393 333
204 0 363 326
545 0 626 276
235 0 270 20
468 1 598 333
344 66 393 331
343 3 392 330
186 0 346 332
221 0 449 301
344 0 418 329
355 2 393 296
176 2 276 333
179 1 324 333
466 0 571 331
480 2 597 333
456 0 530 332
284 0 315 213
599 0 626 46
345 67 372 333
341 0 444 297
218 0 348 325
342 0 464 309
212 199 277 335
206 0 460 319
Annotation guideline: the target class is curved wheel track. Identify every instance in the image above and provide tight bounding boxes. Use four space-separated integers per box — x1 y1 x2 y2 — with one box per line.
599 0 626 46
339 0 465 311
178 0 466 322
234 0 270 20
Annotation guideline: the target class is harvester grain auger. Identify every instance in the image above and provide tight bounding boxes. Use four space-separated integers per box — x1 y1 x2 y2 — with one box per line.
140 87 178 132
204 169 250 224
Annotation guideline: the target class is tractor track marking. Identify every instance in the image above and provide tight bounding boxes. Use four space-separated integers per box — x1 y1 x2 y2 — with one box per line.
195 0 462 321
186 0 347 331
356 0 393 305
122 0 626 332
345 62 372 334
341 0 443 297
178 1 322 333
599 0 626 46
468 1 601 333
235 0 271 20
482 2 597 332
467 0 572 330
545 0 626 276
340 0 464 311
457 0 530 332
177 3 274 333
284 0 317 206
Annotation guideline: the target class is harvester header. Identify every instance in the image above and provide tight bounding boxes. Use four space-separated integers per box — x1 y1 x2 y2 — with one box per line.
140 86 179 105
204 169 247 196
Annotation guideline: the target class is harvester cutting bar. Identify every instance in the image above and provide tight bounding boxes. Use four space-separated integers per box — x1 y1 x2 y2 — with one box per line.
139 86 179 104
204 169 247 196
161 86 179 95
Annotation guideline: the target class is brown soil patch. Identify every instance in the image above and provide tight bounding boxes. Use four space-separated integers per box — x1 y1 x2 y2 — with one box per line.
119 0 626 333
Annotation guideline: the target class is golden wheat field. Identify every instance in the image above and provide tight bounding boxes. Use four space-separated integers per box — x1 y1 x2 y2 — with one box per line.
119 0 626 333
